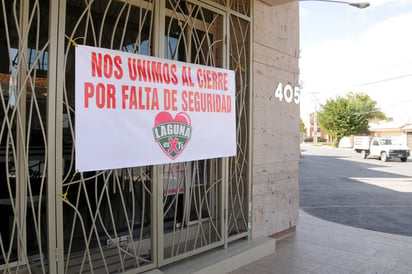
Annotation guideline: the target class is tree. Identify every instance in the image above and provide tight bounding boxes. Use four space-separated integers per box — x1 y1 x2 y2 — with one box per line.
318 92 386 146
347 92 387 121
300 118 306 133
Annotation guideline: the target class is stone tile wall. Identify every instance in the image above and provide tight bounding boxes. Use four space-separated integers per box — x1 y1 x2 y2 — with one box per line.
251 0 300 238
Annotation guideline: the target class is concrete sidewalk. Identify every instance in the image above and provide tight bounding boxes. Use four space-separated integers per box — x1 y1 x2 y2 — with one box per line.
148 209 412 273
230 210 412 274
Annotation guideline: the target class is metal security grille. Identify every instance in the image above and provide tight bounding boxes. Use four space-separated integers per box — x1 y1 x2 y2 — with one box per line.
0 0 251 273
227 14 250 240
62 1 156 272
0 0 49 272
159 1 225 265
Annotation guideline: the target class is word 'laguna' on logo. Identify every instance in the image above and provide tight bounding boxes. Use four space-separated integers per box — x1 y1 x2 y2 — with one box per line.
152 112 192 160
153 123 191 140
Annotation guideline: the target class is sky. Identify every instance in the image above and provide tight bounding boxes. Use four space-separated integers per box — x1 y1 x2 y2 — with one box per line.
299 0 412 124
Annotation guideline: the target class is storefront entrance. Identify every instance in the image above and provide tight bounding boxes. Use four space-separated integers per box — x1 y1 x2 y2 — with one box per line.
0 0 250 272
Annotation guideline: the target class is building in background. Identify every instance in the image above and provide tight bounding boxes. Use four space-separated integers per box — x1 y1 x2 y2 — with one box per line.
306 112 331 143
369 121 412 148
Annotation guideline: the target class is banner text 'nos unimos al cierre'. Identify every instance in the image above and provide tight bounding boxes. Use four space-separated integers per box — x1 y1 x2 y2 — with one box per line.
75 45 236 172
82 50 232 113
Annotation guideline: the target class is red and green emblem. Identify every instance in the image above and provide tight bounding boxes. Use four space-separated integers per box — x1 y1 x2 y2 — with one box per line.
153 112 192 160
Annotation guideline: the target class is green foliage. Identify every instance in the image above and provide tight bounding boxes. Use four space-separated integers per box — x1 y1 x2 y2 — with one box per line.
347 92 387 120
318 92 386 142
304 137 327 143
300 118 306 133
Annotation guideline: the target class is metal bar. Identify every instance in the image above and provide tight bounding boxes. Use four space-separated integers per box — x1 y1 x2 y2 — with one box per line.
155 164 164 266
222 3 229 248
227 231 249 242
55 0 66 271
153 0 165 267
154 0 165 58
246 0 253 240
222 157 228 248
160 240 223 266
151 165 159 268
17 0 29 264
47 0 66 272
47 0 58 270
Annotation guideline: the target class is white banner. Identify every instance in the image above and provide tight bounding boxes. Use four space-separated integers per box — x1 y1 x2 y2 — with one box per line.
75 45 236 171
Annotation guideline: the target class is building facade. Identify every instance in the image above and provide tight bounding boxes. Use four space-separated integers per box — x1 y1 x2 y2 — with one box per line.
0 0 299 272
369 122 412 148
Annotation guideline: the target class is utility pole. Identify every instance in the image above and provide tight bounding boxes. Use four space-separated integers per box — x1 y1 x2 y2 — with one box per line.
312 94 318 145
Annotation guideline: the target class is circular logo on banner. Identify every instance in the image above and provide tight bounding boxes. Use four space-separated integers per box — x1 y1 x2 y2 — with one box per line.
152 111 192 160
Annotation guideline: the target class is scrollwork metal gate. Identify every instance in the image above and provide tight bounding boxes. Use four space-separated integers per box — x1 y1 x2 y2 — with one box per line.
0 0 250 272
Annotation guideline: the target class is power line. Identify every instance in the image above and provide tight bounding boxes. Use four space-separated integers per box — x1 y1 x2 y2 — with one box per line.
379 99 412 109
301 73 412 95
356 73 412 87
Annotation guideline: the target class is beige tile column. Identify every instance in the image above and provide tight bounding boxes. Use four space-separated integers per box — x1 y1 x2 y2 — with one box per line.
251 0 300 238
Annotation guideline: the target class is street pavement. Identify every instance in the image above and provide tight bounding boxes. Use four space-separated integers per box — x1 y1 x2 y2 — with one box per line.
300 144 412 236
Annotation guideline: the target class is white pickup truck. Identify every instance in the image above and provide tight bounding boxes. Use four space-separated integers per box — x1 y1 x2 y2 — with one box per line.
353 136 410 162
